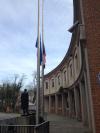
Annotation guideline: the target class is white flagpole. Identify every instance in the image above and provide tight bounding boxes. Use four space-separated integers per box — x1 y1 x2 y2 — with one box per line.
41 0 44 118
36 0 40 124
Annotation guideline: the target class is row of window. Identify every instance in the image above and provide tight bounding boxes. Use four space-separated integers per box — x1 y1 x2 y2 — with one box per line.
45 49 80 90
45 75 60 89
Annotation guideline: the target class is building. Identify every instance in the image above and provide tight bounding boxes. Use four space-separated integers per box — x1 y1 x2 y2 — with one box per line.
44 0 100 133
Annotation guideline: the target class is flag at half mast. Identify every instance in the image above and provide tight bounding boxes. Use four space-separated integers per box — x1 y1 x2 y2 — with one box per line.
42 41 46 68
35 36 42 65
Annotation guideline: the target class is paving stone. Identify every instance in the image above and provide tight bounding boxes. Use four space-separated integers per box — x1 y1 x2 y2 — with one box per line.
46 114 91 133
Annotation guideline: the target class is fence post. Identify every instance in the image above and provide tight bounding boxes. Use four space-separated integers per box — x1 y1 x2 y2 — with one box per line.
0 125 2 133
34 126 37 133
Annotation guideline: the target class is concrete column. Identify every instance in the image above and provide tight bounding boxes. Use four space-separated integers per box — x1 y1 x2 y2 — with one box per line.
68 91 72 117
62 93 65 115
55 94 58 114
52 96 55 113
44 97 49 113
74 87 81 120
79 82 88 125
78 42 82 70
84 72 92 129
49 96 51 113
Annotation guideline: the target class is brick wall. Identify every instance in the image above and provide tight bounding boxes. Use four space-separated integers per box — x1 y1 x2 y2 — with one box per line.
82 0 100 132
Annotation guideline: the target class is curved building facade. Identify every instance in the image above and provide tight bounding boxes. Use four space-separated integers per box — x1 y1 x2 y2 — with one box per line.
44 0 100 133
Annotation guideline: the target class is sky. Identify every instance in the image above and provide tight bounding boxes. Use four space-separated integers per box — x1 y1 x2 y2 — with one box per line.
0 0 73 85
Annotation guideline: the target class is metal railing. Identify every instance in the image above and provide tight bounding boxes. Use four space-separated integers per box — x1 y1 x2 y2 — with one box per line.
0 125 35 133
35 121 49 133
0 121 49 133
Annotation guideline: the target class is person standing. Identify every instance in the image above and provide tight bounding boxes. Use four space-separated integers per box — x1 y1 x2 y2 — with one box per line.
21 89 29 115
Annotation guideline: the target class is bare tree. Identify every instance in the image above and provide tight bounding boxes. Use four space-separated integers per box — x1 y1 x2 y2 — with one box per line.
0 74 25 112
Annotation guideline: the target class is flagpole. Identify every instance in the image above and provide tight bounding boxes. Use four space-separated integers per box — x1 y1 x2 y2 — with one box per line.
36 0 40 124
41 0 44 118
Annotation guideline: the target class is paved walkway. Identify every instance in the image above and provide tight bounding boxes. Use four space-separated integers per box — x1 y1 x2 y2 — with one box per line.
0 113 91 133
0 112 20 120
46 114 91 133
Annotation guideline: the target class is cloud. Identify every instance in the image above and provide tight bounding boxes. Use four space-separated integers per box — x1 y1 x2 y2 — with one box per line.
0 0 37 83
43 0 73 73
0 0 73 84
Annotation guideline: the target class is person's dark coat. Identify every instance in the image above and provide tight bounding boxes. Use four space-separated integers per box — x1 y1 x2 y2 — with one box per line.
21 91 29 110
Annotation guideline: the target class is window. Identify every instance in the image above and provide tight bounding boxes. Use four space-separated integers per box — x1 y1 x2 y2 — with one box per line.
52 79 54 87
75 54 78 71
70 64 72 77
64 71 66 83
45 82 48 89
58 75 60 85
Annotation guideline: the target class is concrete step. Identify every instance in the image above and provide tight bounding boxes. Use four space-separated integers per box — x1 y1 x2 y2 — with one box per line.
47 114 91 133
50 122 90 133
